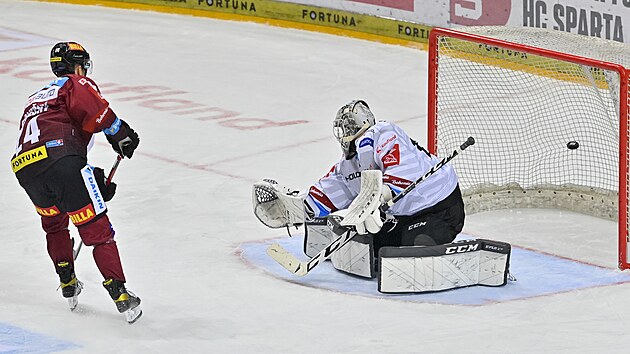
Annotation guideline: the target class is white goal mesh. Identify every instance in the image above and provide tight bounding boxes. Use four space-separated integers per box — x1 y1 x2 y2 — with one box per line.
428 26 630 269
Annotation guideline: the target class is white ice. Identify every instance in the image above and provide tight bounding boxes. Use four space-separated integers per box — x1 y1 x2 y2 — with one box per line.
1 1 630 353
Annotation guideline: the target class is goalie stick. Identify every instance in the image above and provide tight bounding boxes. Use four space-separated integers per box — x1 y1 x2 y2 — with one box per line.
266 136 475 276
73 154 123 260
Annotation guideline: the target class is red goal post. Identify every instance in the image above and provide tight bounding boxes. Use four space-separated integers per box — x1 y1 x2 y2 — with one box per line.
427 26 630 270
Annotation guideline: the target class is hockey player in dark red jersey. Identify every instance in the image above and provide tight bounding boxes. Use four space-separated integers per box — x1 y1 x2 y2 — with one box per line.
10 42 142 323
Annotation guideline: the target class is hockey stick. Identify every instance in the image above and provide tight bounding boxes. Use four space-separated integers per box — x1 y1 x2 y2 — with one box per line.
266 136 475 276
381 136 475 212
73 154 123 260
106 154 123 185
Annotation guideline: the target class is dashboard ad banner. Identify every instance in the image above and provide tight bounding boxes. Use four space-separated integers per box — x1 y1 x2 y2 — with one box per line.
449 0 629 43
102 0 630 43
111 0 435 44
276 0 450 26
270 0 629 42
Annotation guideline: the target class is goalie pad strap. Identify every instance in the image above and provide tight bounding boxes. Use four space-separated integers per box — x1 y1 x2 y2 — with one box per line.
378 239 511 294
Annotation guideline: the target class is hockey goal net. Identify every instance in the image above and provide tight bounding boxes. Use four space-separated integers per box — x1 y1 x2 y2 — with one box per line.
428 26 630 270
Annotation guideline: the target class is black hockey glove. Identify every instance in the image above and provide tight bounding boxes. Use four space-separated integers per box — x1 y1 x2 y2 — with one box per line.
105 119 140 159
93 167 117 202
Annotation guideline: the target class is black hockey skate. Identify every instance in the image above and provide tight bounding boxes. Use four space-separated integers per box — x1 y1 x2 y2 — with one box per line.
56 261 83 311
103 279 143 324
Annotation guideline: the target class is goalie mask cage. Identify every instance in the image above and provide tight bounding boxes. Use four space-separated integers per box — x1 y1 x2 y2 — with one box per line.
427 27 630 270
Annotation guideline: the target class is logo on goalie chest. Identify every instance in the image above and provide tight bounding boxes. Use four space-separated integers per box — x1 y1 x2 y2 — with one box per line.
345 171 361 181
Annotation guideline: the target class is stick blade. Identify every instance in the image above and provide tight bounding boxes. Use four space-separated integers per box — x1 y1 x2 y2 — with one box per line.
266 243 307 276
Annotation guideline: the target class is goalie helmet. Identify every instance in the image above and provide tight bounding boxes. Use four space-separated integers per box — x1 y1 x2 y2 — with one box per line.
50 42 92 77
333 100 376 159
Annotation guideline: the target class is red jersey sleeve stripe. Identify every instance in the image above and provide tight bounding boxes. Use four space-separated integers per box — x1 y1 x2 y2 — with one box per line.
308 186 337 212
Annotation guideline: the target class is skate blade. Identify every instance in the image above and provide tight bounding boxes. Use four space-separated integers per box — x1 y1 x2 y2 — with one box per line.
125 306 143 324
68 297 78 311
67 281 83 311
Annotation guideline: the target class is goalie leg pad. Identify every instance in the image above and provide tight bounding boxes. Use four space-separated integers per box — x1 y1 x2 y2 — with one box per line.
303 217 335 258
378 239 511 294
331 234 375 278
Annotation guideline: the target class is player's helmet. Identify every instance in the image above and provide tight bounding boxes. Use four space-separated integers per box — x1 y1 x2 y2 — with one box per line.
333 100 376 158
50 42 92 77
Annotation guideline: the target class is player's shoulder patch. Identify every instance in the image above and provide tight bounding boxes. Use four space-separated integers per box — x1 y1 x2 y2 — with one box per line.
381 143 401 167
53 77 69 87
358 137 374 148
43 76 68 89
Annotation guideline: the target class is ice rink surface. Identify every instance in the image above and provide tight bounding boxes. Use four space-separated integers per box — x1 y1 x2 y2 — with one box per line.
1 1 630 353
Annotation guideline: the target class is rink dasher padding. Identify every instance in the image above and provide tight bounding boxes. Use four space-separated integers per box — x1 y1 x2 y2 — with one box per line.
238 234 630 306
0 322 78 353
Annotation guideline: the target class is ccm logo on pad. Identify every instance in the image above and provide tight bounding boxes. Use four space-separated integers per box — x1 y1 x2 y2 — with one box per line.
445 243 479 254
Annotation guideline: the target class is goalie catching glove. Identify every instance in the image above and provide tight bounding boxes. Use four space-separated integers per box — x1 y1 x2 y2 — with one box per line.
336 170 392 235
252 179 310 229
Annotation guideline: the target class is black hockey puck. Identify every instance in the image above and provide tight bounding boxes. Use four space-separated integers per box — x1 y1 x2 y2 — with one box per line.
567 141 579 150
